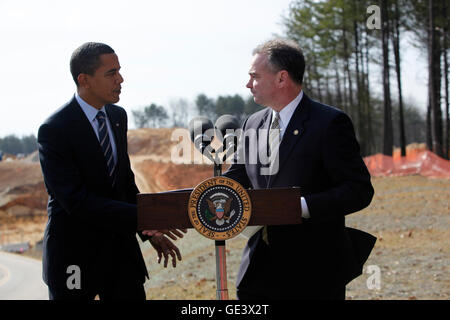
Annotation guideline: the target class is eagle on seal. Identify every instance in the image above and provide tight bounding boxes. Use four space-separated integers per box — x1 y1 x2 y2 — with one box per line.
206 198 232 221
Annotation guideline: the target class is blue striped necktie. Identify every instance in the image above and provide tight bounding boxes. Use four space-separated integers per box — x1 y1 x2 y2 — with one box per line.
96 111 116 186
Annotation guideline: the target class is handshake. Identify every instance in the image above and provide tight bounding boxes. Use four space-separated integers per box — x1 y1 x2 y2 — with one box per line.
141 228 188 268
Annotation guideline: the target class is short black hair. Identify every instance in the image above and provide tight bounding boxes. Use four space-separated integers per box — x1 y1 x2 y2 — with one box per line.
253 38 305 85
70 42 115 86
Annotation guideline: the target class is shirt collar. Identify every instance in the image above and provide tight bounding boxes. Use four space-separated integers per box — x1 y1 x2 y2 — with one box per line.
75 92 106 122
272 90 303 129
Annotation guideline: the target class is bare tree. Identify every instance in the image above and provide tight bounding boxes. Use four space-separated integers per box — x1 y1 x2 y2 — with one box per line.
428 0 444 157
169 98 189 128
391 0 406 156
381 0 393 156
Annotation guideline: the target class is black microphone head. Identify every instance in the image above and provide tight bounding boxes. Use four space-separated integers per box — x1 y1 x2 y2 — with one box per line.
188 116 214 151
188 116 214 141
214 114 240 142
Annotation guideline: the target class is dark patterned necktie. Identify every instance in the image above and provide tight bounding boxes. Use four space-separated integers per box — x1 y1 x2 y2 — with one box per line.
96 111 116 186
263 112 281 244
268 112 281 160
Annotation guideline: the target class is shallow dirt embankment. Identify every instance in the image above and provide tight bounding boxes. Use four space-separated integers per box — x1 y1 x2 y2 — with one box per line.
0 158 47 246
131 160 212 193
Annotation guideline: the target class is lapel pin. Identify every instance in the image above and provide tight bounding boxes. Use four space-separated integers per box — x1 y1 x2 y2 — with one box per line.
293 129 299 135
116 123 120 127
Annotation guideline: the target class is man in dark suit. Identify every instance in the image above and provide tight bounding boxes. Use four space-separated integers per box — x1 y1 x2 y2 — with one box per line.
38 42 184 300
223 39 375 300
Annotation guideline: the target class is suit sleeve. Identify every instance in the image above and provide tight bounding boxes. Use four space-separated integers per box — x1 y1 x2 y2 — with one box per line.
38 122 137 235
304 112 374 223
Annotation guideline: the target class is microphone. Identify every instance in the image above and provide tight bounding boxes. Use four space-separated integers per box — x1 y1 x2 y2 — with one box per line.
188 117 215 159
214 115 240 159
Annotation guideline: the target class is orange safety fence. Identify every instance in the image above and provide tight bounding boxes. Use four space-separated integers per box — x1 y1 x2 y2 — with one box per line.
364 148 450 179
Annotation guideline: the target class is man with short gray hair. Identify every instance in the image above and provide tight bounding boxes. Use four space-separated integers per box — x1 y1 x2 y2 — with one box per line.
224 38 375 300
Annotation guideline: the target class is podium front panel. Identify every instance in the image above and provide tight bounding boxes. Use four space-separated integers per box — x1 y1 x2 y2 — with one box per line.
137 187 301 230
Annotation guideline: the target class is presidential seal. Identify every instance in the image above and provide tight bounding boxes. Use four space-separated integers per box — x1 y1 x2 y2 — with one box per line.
188 177 252 240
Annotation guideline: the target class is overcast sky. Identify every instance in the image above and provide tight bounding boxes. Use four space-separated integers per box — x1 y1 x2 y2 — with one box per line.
0 0 428 138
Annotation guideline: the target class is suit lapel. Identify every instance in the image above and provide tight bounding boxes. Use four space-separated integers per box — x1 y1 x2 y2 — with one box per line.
267 94 311 188
67 97 112 185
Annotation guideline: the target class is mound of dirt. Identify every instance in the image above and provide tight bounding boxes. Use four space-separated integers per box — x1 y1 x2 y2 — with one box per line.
131 159 215 193
0 160 47 246
0 160 47 218
127 128 178 158
364 143 450 179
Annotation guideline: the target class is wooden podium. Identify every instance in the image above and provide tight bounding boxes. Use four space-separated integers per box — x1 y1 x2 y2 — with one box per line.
138 187 302 230
137 184 302 299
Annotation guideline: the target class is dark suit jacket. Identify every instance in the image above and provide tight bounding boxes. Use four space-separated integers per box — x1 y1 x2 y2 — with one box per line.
37 97 148 294
223 93 375 299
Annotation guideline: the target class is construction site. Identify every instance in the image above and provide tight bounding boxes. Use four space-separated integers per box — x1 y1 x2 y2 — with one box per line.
0 128 449 299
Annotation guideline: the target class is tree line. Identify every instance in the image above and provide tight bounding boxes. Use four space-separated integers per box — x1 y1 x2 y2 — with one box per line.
131 94 264 129
0 96 427 158
0 134 37 156
131 90 426 157
283 0 449 158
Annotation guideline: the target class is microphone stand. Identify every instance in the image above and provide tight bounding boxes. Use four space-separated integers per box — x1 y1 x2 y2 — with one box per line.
211 148 229 300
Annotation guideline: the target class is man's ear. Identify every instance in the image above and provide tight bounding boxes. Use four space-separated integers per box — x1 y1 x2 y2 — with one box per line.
277 70 289 88
77 73 90 89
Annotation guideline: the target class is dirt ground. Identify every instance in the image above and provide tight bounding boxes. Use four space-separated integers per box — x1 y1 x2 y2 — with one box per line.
3 175 448 300
141 175 450 300
1 130 448 300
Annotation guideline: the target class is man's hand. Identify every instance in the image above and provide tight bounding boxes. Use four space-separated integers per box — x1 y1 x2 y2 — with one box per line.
149 235 182 268
142 229 187 240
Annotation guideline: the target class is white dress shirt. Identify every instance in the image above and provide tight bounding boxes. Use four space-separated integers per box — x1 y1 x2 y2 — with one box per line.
241 90 310 239
75 93 118 165
270 90 303 140
269 90 310 219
